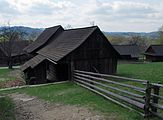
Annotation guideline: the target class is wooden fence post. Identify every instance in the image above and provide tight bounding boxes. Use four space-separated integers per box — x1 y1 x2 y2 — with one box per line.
144 81 152 118
70 61 74 81
151 85 160 113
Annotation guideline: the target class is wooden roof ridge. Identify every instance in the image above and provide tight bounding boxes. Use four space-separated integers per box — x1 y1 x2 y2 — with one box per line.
21 54 46 71
113 45 140 57
144 44 163 56
21 53 58 71
64 25 98 31
150 44 163 47
113 44 138 46
24 25 63 53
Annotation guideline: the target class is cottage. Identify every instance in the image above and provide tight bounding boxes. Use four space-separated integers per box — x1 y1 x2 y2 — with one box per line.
0 40 30 66
144 45 163 62
21 25 119 84
113 45 140 60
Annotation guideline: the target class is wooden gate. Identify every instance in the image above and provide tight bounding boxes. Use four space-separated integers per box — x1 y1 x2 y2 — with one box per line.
74 70 163 119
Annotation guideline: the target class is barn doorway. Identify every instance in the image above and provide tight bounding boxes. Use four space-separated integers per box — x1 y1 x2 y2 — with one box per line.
46 62 69 82
56 63 69 81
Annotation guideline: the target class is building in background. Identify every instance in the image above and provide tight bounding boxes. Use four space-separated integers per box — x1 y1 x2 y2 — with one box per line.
144 45 163 62
113 45 140 61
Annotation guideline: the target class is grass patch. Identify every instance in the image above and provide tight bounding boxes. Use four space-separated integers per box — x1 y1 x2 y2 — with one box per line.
117 62 163 118
0 68 16 83
0 68 12 75
0 68 14 88
0 96 15 120
1 63 162 119
1 82 146 120
0 68 24 88
117 62 163 83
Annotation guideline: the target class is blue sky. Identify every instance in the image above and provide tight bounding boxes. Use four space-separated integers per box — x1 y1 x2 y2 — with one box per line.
0 0 162 32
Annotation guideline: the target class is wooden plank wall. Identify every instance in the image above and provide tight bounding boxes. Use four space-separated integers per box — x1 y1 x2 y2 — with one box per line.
61 29 118 75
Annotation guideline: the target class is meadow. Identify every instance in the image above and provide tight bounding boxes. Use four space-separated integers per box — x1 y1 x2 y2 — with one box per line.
117 62 163 83
1 62 163 120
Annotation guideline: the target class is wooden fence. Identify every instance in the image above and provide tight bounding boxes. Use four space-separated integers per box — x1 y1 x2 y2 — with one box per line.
73 70 163 119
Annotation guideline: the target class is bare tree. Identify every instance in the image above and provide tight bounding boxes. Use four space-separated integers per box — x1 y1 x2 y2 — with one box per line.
128 35 149 53
158 25 163 44
0 24 24 69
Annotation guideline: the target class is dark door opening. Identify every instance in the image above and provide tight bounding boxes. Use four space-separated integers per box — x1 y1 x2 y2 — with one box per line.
56 63 69 81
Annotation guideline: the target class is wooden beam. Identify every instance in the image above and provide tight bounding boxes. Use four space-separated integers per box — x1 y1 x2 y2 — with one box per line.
75 70 147 83
151 103 163 110
75 78 145 109
74 72 145 93
74 75 144 98
75 81 145 116
150 111 163 119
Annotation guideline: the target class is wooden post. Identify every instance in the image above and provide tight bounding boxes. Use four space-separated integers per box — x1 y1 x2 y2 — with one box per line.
144 81 152 118
70 61 74 81
151 85 160 113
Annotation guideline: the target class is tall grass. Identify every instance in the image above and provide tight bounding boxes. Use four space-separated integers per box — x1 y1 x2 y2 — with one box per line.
0 96 15 120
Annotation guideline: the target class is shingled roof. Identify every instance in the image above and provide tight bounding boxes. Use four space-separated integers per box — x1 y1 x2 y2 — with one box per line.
21 54 47 71
144 45 163 56
24 25 63 53
113 45 140 58
37 26 98 62
22 25 118 71
0 40 30 57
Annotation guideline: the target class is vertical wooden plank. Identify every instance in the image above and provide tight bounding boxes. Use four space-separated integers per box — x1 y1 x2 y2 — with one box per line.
151 85 160 113
70 60 74 81
144 81 152 118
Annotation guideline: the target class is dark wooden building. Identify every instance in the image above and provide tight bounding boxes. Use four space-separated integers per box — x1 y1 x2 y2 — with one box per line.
21 25 119 84
144 45 163 62
0 40 30 66
113 45 140 60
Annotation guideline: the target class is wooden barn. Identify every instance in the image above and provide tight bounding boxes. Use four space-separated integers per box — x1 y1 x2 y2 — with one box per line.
113 45 140 60
21 25 119 84
0 40 30 66
144 45 163 62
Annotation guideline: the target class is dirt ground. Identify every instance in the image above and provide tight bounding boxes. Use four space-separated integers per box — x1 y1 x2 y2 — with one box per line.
9 93 105 120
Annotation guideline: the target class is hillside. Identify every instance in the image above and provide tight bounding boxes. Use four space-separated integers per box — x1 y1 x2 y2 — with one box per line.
104 31 159 40
0 26 43 41
0 26 159 41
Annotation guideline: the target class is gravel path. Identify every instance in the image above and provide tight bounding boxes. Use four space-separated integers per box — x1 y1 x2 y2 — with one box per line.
10 93 104 120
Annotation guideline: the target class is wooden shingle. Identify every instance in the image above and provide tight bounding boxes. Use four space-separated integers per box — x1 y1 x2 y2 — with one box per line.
24 25 63 53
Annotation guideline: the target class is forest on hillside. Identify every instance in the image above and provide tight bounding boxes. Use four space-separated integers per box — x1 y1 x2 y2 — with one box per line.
0 24 163 54
106 25 163 53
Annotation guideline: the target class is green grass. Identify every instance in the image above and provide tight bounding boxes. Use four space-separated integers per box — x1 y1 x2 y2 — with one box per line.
117 62 163 119
117 62 163 83
0 96 15 120
2 82 144 120
0 68 13 87
0 68 12 75
1 63 163 120
117 62 163 96
0 68 19 88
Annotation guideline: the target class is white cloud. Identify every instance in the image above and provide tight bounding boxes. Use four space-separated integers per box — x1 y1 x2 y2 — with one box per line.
0 0 163 32
5 0 75 15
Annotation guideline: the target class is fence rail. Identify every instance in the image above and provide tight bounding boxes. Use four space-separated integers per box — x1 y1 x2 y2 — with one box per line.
74 70 163 119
